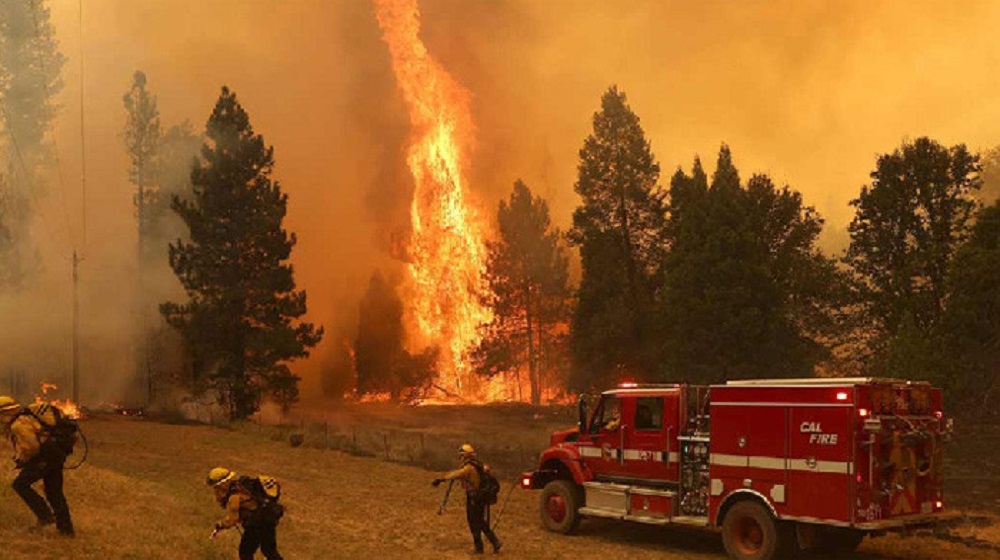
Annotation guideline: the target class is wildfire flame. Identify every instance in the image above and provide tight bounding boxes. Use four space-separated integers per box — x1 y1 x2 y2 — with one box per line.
34 383 82 420
373 0 492 398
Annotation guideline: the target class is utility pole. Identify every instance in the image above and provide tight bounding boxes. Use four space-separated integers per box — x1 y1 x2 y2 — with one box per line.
72 251 80 403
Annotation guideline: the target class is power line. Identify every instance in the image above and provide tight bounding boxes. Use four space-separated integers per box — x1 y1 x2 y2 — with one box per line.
78 0 87 251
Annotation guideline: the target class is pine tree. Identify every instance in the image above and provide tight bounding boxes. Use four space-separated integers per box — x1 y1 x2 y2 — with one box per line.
0 0 64 174
568 86 667 390
0 0 65 286
161 87 322 419
473 180 570 404
122 70 161 268
660 146 846 383
845 137 980 370
123 70 162 403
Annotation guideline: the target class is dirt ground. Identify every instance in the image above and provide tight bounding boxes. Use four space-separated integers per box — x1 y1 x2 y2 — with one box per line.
0 411 997 559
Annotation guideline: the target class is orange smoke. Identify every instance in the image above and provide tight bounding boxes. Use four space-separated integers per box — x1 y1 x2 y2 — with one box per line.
373 0 491 398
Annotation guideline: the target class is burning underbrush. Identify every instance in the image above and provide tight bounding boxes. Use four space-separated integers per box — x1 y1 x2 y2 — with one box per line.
33 382 83 420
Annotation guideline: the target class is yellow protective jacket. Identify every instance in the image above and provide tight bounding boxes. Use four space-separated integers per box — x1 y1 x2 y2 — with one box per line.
441 459 482 494
216 484 261 529
9 403 58 465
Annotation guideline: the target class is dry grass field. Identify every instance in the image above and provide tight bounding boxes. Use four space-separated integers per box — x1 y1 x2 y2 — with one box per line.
0 407 997 559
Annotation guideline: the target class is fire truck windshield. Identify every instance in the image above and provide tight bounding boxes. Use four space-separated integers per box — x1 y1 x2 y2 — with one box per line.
590 396 622 433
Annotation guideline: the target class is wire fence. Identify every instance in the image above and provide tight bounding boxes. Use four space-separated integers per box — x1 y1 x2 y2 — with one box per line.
237 416 539 479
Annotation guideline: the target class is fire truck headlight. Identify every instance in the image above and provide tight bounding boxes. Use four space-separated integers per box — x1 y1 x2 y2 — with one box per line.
859 408 869 417
935 500 944 510
521 477 532 489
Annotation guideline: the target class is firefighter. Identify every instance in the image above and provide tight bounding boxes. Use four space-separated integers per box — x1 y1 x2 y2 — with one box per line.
432 444 502 555
0 395 75 536
207 467 284 560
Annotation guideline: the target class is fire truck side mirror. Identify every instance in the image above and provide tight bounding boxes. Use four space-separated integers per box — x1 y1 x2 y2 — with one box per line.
578 395 589 434
943 418 955 441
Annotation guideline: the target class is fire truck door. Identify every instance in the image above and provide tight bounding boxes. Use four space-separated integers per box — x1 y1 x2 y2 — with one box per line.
624 394 680 481
581 395 628 477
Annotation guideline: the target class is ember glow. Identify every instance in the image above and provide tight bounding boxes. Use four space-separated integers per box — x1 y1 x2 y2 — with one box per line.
373 0 492 398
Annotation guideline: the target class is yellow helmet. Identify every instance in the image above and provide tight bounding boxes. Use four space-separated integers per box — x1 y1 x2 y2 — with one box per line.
207 467 236 487
458 443 476 457
0 395 19 414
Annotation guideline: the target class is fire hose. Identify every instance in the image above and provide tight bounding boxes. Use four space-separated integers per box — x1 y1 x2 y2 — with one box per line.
64 428 88 470
490 478 518 532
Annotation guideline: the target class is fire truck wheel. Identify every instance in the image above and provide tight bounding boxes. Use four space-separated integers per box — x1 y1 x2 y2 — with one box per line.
722 500 780 560
540 480 582 534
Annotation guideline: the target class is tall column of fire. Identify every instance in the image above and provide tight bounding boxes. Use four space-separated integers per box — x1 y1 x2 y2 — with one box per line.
373 0 491 398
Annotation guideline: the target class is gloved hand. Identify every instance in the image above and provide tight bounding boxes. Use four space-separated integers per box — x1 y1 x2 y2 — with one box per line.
432 478 443 487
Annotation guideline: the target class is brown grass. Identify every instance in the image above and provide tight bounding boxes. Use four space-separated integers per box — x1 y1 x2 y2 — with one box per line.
0 409 996 559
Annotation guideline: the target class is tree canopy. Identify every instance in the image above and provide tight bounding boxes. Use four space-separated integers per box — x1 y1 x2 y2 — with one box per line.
569 86 667 390
845 137 980 371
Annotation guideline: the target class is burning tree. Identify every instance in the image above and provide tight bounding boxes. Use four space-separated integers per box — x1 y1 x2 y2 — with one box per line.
473 181 570 404
161 87 322 420
373 0 492 399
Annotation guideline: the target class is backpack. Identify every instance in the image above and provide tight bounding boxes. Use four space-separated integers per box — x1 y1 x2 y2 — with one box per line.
22 404 78 457
471 461 500 506
237 475 284 525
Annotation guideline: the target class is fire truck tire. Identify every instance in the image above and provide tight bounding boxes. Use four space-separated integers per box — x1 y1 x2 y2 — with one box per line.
540 479 582 534
722 500 782 560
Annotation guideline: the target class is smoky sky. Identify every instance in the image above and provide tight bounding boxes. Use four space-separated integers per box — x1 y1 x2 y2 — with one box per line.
13 0 1000 397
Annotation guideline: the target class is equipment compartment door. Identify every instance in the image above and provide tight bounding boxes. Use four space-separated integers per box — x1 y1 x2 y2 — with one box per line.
787 406 853 523
710 405 788 483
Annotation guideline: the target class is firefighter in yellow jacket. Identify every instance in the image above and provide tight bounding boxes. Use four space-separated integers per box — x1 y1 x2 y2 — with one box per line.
207 467 284 560
0 396 75 536
432 444 502 555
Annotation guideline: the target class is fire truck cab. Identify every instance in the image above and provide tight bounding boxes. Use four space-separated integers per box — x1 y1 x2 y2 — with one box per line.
521 378 951 560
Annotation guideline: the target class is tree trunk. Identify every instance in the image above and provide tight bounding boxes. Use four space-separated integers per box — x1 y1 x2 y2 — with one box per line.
526 283 540 405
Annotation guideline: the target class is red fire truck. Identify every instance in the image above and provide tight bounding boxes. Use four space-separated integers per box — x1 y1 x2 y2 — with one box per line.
520 378 952 559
